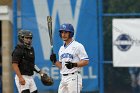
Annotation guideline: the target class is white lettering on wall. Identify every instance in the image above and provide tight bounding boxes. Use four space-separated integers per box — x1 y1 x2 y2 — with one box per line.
34 66 97 80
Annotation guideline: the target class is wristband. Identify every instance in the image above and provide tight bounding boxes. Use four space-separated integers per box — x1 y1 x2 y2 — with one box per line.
34 65 41 73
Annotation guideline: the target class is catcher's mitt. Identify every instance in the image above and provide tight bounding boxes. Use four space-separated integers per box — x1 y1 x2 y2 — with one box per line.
40 73 54 86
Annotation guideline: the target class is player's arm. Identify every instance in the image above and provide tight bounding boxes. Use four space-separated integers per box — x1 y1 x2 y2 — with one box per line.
34 65 41 73
65 60 88 69
12 63 25 85
76 44 89 67
65 44 89 69
34 65 44 75
12 48 25 85
12 63 22 79
76 59 89 67
54 61 62 69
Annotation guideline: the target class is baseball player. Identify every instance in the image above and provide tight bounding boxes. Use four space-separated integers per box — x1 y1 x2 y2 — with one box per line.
129 67 140 93
50 23 89 93
12 30 42 93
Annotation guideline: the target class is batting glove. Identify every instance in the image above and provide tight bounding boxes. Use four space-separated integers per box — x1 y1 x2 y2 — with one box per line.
50 53 57 64
65 62 77 69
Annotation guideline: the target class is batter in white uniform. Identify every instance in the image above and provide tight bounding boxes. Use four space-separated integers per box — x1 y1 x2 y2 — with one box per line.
50 23 89 93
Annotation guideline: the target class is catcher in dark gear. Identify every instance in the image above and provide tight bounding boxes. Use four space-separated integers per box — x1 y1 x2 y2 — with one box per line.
12 30 43 93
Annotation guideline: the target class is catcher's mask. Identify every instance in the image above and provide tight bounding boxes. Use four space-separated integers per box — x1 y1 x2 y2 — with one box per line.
41 73 54 86
18 30 33 48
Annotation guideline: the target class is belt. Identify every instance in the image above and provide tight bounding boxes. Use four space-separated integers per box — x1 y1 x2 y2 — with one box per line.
63 71 80 76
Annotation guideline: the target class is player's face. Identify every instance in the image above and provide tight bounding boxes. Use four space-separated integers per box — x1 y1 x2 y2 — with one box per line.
60 31 71 41
23 36 32 45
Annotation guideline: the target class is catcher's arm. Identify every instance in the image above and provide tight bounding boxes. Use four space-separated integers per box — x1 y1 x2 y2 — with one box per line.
34 65 42 74
34 65 53 86
12 63 25 85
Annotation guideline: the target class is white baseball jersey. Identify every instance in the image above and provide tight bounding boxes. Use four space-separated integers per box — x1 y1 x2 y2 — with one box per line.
59 40 89 74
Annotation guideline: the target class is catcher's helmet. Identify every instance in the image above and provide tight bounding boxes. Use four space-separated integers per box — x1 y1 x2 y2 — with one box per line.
59 23 74 38
18 30 33 43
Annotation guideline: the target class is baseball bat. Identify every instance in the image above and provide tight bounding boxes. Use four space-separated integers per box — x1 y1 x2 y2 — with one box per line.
47 16 55 65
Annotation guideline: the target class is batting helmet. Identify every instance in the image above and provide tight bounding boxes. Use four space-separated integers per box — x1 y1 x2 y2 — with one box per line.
18 30 33 43
59 23 74 38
